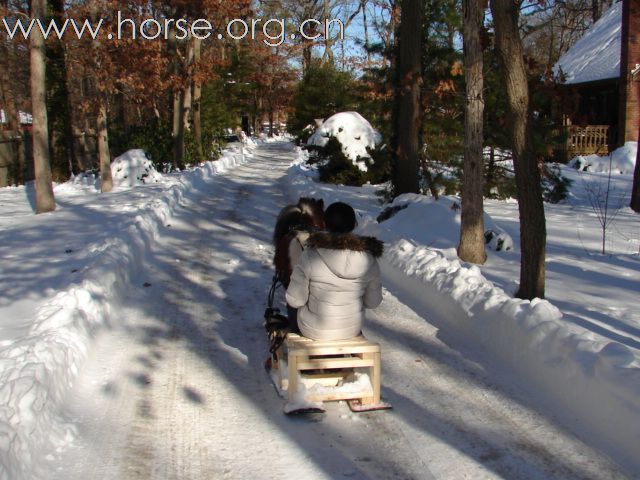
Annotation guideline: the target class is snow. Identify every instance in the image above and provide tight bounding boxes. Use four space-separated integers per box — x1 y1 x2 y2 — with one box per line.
0 139 638 478
307 111 382 171
569 141 637 174
554 2 622 84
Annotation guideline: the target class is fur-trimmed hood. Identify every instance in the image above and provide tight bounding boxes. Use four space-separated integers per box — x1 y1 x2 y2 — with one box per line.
307 232 384 257
306 232 383 280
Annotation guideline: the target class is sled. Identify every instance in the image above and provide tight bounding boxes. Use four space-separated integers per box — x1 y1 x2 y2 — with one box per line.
272 333 392 413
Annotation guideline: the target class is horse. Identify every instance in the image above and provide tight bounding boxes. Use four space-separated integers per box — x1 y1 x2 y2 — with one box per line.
273 197 325 287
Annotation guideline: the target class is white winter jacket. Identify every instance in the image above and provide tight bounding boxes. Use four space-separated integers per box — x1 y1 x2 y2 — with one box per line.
285 232 383 341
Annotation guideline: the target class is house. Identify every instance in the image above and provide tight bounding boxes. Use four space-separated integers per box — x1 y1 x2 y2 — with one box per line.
554 0 639 158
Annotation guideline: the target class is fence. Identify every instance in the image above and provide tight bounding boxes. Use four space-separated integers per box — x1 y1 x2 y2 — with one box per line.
0 132 32 187
0 131 96 187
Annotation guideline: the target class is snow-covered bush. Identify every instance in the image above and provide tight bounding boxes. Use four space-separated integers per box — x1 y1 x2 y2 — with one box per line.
542 163 573 203
314 136 368 186
307 111 382 172
111 149 163 187
569 142 637 175
484 229 514 251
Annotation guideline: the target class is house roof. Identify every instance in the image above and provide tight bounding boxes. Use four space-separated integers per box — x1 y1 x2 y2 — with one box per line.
554 1 622 85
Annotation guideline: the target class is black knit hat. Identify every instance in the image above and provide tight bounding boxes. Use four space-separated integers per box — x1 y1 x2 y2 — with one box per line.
325 202 356 233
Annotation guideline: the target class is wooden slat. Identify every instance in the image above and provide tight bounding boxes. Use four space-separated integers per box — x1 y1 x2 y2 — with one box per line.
286 335 380 356
290 345 380 356
286 333 376 348
296 357 375 370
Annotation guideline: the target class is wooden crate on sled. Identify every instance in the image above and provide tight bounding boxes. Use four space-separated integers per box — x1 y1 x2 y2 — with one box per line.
274 333 389 411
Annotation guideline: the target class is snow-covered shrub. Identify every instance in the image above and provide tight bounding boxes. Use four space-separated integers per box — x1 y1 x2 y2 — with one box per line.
307 111 382 172
569 155 590 171
377 203 409 223
316 136 367 186
542 163 573 203
484 151 517 199
111 149 163 187
484 229 513 251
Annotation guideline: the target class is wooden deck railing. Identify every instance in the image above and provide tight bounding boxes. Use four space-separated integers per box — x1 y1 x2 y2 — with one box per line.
563 125 611 156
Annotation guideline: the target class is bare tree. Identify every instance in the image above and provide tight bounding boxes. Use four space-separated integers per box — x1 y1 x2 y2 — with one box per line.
583 157 626 254
30 0 56 212
393 0 422 195
491 0 546 299
458 0 487 264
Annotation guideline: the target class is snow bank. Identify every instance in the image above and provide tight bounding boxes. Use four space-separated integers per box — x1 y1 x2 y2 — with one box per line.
378 240 640 472
569 142 637 174
0 144 254 480
307 112 382 171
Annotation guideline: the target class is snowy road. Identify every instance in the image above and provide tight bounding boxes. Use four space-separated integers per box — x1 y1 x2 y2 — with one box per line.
49 143 628 479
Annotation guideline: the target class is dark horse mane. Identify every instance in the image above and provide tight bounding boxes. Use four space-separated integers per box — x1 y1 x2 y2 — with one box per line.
273 197 325 246
273 197 325 286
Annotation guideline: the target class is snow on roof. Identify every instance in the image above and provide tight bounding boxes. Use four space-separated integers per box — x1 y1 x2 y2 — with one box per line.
554 1 622 84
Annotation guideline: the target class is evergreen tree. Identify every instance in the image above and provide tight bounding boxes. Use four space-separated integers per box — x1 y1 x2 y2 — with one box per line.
288 62 358 139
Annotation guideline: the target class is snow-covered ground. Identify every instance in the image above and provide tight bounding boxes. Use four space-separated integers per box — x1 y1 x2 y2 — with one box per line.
0 139 637 478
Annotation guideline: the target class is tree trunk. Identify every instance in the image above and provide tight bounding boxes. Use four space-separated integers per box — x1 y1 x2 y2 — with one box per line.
192 37 203 163
269 108 274 137
30 0 56 213
491 0 546 299
362 0 371 67
97 98 113 193
168 27 184 170
322 0 335 63
458 0 486 264
393 0 422 195
172 88 183 169
175 36 194 168
182 85 192 134
302 43 313 74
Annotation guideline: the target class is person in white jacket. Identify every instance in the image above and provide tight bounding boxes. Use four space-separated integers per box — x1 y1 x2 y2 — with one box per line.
285 202 383 341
